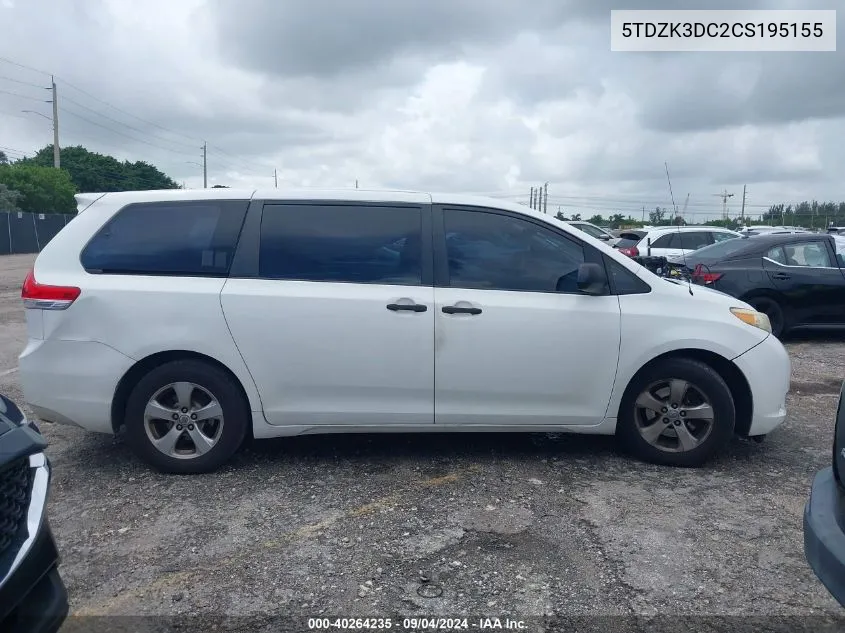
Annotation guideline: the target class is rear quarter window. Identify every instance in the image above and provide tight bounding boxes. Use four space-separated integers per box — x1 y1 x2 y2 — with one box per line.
80 200 249 276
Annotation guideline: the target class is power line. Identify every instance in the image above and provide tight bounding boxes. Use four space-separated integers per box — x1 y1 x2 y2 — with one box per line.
57 78 201 144
0 57 51 77
0 74 47 89
59 94 199 153
0 88 48 102
59 107 201 157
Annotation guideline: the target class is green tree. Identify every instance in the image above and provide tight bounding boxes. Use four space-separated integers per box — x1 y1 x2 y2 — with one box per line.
587 214 605 225
608 213 626 229
570 212 581 221
21 145 179 192
0 150 8 165
0 183 22 212
212 184 229 188
649 207 667 225
0 164 76 213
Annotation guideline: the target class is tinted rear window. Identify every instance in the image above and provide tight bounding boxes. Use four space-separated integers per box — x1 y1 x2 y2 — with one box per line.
615 237 640 249
685 237 752 264
81 200 249 276
258 203 423 285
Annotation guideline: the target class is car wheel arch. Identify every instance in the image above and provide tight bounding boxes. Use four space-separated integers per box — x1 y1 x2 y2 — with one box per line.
110 350 255 437
617 348 754 438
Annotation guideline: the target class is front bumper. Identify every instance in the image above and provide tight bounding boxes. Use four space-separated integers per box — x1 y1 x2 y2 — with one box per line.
804 467 845 607
733 334 790 436
0 452 68 633
0 525 68 633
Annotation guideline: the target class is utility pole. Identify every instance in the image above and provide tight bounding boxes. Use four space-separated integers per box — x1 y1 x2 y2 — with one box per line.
543 182 548 214
51 76 60 168
642 206 645 222
712 190 734 220
355 179 359 189
274 168 278 188
740 184 747 223
529 187 535 209
202 141 207 188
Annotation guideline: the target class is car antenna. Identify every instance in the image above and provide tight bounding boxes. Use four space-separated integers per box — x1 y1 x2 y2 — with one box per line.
665 161 693 295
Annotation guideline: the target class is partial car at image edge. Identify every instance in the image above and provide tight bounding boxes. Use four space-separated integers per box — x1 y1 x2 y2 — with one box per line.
804 380 845 608
18 189 790 474
0 393 68 633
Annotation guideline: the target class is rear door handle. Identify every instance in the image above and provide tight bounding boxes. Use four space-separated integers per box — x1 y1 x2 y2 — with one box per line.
386 303 427 312
772 273 791 280
442 305 482 315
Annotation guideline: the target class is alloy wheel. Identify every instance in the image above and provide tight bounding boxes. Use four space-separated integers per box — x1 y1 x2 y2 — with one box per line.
633 379 715 453
143 381 225 459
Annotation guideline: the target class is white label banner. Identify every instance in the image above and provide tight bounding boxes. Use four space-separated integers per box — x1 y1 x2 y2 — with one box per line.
610 10 836 52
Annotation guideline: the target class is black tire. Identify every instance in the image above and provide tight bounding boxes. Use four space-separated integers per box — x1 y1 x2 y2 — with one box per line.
124 359 250 474
746 296 786 338
617 358 735 467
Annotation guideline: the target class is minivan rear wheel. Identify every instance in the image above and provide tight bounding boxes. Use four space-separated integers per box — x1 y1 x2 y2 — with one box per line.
124 360 249 474
617 358 735 467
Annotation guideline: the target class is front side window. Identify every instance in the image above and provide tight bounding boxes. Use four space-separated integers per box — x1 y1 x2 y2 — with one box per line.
782 241 833 267
259 203 423 285
444 209 586 293
80 200 249 276
766 246 787 264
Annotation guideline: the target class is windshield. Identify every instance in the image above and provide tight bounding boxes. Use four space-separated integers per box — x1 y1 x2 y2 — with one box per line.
685 237 751 264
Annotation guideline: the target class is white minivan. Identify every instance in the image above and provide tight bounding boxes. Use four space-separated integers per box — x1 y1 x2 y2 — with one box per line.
18 189 790 473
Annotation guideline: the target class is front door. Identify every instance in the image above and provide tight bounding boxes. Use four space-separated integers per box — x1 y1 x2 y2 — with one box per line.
763 239 845 325
432 205 621 427
221 200 435 427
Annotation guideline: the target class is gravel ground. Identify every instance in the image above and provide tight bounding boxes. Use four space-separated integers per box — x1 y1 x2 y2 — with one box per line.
2 253 845 632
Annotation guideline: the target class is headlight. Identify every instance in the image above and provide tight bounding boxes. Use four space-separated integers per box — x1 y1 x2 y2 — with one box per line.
730 307 772 333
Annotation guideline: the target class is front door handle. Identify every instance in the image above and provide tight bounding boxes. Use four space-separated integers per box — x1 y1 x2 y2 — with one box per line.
386 303 427 312
772 273 791 280
442 305 482 315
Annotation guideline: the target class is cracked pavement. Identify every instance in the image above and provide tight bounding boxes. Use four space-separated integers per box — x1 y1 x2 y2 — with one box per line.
0 254 844 632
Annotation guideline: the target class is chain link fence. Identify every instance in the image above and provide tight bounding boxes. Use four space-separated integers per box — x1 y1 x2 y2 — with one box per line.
0 211 74 255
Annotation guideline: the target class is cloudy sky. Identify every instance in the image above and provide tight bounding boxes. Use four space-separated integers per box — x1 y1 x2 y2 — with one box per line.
0 0 842 222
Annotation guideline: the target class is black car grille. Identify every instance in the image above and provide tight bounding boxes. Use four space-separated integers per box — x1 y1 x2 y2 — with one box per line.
0 457 31 556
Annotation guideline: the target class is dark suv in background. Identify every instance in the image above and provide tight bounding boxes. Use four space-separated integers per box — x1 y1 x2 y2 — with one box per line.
0 393 67 633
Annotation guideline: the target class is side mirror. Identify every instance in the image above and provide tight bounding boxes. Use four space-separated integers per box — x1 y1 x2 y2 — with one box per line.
576 262 608 295
598 234 611 241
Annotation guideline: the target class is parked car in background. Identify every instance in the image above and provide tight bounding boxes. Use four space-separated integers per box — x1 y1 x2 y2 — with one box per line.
612 229 647 253
682 233 845 337
0 393 67 633
615 226 742 260
804 380 845 608
566 221 620 246
738 225 810 237
19 189 789 473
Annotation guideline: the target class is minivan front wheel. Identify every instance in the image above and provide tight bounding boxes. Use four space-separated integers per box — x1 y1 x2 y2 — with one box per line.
124 360 249 474
617 358 735 467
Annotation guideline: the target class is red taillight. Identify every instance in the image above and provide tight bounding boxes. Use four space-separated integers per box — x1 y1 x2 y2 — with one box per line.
619 246 639 257
691 266 723 285
21 269 81 310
